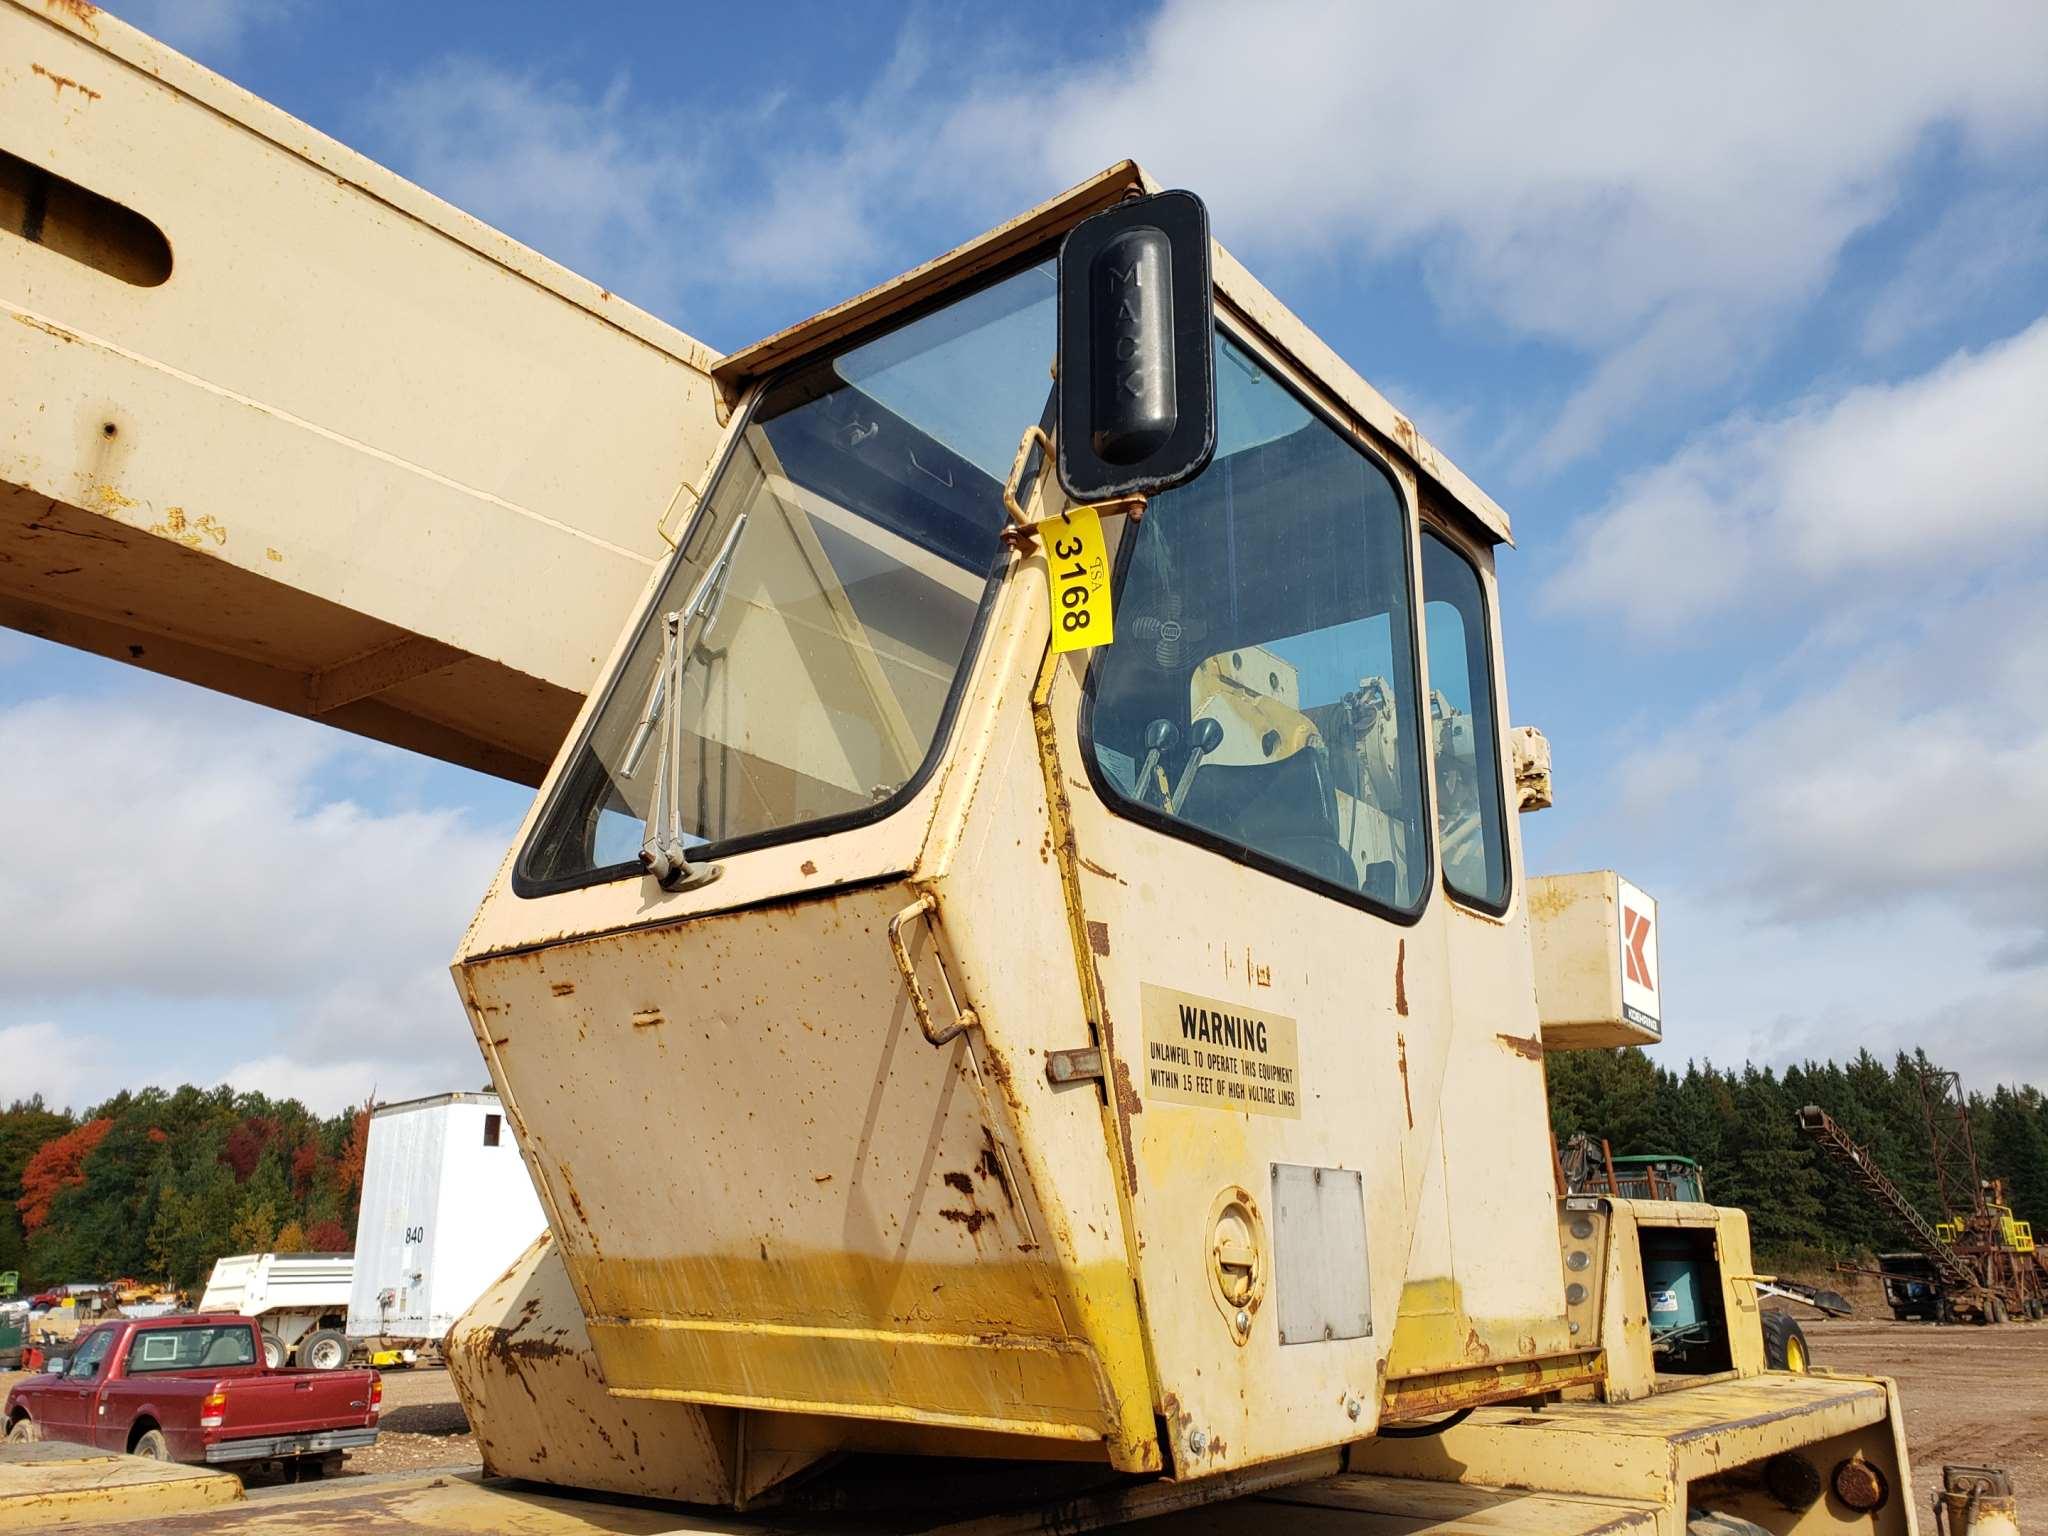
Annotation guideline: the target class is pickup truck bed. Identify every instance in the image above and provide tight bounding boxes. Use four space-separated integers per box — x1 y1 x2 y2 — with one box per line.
2 1313 379 1470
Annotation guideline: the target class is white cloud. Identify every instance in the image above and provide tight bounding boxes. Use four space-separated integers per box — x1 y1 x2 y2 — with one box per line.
0 688 510 1113
1862 189 2048 356
0 1022 101 1114
108 0 288 60
1544 315 2048 632
357 4 2048 462
1602 581 2048 1087
363 61 705 314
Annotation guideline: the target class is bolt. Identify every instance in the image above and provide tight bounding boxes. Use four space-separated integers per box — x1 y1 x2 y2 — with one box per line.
1235 1309 1250 1334
1188 1428 1207 1456
1347 1397 1362 1421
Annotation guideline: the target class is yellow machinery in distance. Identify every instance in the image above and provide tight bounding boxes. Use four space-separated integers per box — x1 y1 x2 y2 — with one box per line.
0 4 1986 1532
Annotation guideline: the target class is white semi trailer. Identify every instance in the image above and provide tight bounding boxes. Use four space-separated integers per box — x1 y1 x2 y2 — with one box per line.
346 1093 547 1361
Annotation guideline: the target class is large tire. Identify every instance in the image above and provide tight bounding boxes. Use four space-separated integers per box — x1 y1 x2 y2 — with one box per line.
1689 1513 1774 1536
6 1416 41 1443
1762 1310 1810 1372
299 1328 348 1371
260 1330 285 1369
131 1427 170 1461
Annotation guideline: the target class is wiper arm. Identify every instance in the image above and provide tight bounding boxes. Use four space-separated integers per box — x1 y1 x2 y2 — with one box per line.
626 512 748 891
620 512 749 781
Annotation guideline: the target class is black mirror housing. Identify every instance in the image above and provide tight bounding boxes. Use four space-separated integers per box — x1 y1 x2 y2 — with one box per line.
1056 189 1216 503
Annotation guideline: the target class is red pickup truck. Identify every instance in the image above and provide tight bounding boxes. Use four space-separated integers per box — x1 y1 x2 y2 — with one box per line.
2 1313 380 1474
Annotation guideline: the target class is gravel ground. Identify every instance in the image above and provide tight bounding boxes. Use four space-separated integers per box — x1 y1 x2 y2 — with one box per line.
1797 1313 2048 1489
8 1317 2045 1496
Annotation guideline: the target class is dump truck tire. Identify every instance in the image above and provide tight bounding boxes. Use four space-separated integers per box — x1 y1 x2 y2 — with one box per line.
261 1330 285 1369
299 1328 348 1371
1762 1311 1809 1371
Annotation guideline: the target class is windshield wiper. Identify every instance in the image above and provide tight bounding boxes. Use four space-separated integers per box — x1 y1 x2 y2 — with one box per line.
625 512 748 890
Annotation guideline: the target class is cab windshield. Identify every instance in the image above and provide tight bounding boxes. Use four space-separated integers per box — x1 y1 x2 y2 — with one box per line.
519 263 1056 891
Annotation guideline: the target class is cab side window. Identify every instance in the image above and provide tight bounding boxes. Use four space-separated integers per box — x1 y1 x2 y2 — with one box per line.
68 1328 113 1380
1086 333 1430 914
1420 531 1509 909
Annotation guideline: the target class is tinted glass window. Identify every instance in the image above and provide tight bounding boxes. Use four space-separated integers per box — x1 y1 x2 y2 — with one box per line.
520 264 1056 891
1421 532 1509 908
1086 335 1428 912
67 1328 112 1379
125 1324 256 1373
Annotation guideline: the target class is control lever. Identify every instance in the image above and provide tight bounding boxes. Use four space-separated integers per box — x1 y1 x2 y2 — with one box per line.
1133 719 1178 806
1167 716 1224 815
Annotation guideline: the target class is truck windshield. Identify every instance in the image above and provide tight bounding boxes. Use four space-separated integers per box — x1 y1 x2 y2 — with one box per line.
520 264 1056 891
124 1323 256 1372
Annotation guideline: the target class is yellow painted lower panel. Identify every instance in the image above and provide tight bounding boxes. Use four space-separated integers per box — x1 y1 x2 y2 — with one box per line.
590 1317 1115 1441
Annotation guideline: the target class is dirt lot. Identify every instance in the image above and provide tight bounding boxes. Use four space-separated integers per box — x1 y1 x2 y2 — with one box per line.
7 1318 2046 1494
1799 1314 2048 1487
0 1360 479 1484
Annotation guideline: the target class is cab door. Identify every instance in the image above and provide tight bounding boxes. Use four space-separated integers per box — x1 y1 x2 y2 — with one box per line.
42 1324 111 1444
1042 329 1453 1473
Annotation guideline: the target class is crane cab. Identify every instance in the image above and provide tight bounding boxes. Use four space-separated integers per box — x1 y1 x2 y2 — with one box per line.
450 164 1570 1499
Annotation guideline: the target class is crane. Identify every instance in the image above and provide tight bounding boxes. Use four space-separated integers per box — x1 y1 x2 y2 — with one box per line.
1 2 1979 1531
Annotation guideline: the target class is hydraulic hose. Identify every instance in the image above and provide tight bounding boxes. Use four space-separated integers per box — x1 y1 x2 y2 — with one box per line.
1376 1406 1476 1439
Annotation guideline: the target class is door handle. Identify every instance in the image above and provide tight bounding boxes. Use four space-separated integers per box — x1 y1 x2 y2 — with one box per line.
887 893 978 1047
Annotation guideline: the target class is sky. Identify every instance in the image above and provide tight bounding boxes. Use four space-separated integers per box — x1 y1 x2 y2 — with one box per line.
5 0 2047 1114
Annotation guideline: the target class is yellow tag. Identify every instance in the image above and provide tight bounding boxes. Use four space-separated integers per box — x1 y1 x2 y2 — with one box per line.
1041 506 1114 653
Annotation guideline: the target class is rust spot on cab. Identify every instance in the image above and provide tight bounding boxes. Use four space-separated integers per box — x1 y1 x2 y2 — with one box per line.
1497 1032 1544 1061
942 1171 975 1198
1396 1032 1413 1129
1394 939 1408 1016
800 860 817 875
1076 855 1125 884
976 1127 1016 1209
941 1207 992 1235
549 981 575 997
1087 920 1110 956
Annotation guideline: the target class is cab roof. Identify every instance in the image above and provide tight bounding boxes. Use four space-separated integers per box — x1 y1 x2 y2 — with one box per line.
712 162 1511 548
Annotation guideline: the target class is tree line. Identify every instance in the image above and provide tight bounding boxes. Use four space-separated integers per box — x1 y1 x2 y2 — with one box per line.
1548 1048 2048 1261
1 1087 368 1293
5 1050 2045 1291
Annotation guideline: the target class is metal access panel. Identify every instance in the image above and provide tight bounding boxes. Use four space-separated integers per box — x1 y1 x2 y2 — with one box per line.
1272 1164 1372 1345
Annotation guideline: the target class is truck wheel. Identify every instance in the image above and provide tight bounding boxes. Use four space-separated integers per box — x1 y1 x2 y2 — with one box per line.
299 1328 348 1371
1761 1311 1810 1371
261 1330 285 1369
1689 1514 1773 1536
296 1451 346 1479
132 1428 171 1461
6 1416 41 1443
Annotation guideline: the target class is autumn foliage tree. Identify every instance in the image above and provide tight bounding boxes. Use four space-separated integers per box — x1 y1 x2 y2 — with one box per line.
16 1118 113 1234
0 1088 374 1291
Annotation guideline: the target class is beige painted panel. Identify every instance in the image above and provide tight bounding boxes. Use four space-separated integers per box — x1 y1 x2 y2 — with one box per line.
1 0 724 777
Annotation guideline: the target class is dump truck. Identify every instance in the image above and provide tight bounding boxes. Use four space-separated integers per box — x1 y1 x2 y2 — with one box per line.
0 3 2003 1531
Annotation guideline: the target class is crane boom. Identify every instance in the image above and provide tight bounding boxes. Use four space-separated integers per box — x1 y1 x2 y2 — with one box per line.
2 0 726 782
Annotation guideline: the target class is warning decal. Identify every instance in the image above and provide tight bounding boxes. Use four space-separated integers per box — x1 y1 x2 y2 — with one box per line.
1139 984 1301 1118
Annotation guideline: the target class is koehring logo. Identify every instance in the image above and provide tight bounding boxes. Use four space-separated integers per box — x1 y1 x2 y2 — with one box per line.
1139 983 1301 1119
1617 876 1661 1035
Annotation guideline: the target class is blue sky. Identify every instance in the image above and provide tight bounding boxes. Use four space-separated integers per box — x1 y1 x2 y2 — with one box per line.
5 0 2046 1111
